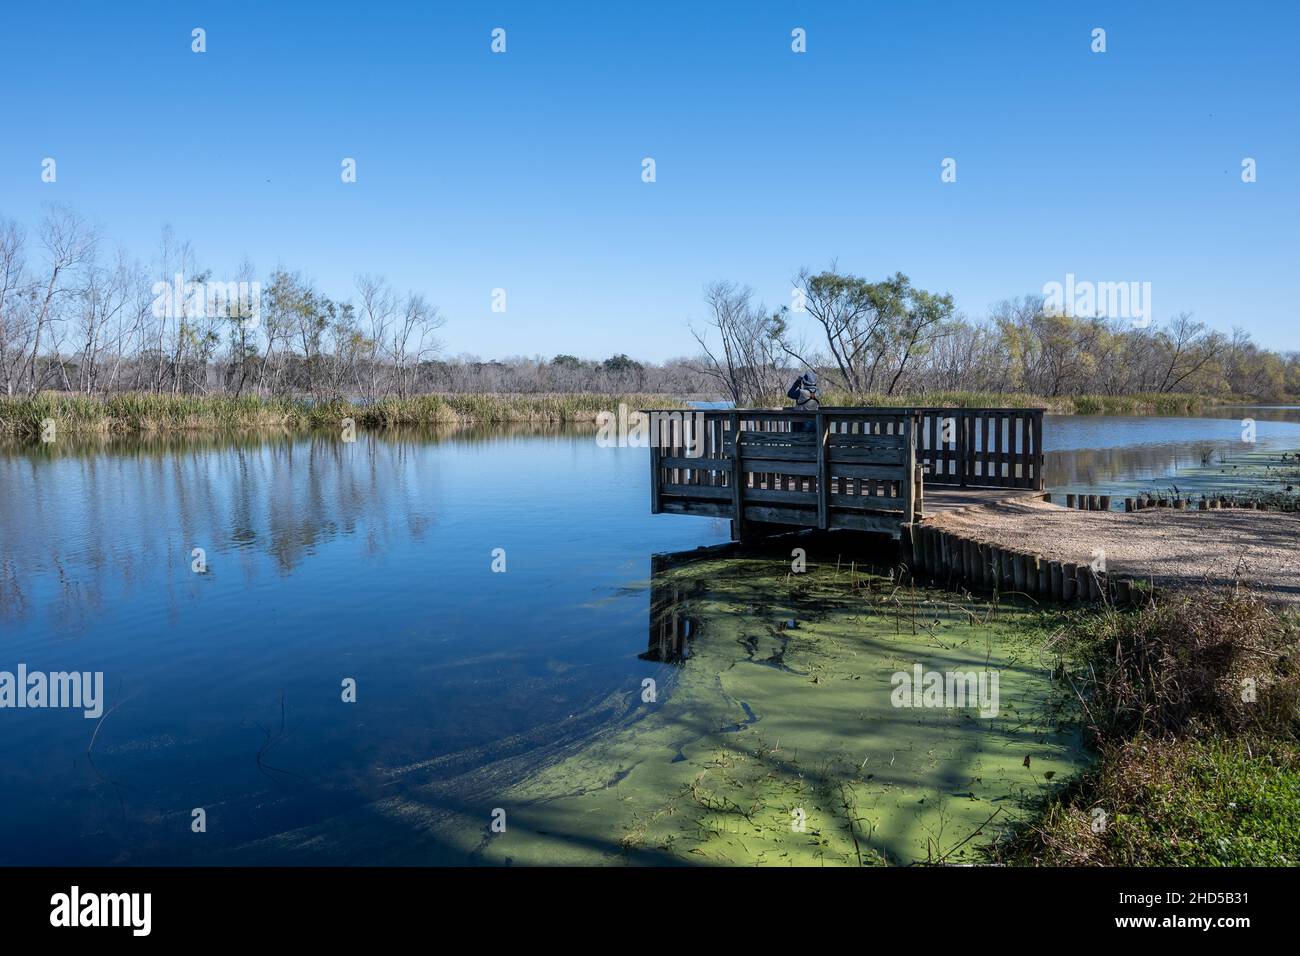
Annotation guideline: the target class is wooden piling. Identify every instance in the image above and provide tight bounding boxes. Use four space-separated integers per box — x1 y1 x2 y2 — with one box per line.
1065 494 1076 508
1099 495 1111 511
1061 563 1078 602
1115 578 1131 605
1075 564 1092 602
1049 561 1064 600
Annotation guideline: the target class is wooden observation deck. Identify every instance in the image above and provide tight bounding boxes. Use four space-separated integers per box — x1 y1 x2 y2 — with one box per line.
646 407 1046 541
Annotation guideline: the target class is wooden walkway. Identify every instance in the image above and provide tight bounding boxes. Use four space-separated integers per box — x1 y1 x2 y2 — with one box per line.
647 406 1046 541
920 486 1045 516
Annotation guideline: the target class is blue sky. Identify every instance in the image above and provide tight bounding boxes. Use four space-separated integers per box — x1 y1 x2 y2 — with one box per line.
1 1 1295 361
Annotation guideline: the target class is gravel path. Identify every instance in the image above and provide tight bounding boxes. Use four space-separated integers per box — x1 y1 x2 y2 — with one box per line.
927 497 1300 603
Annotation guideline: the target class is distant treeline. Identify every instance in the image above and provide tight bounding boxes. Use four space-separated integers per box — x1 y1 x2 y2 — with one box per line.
0 206 708 399
691 272 1300 406
2 206 1294 405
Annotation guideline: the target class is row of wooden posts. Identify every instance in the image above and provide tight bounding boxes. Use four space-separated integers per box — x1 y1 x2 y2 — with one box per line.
1051 493 1268 512
904 522 1140 605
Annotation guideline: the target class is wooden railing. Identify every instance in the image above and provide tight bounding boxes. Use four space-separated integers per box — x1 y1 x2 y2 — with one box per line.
647 408 917 538
914 408 1045 489
647 406 1045 539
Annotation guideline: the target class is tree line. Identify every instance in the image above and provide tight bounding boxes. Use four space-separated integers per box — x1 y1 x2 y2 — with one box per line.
691 268 1300 405
2 206 1295 403
0 206 710 399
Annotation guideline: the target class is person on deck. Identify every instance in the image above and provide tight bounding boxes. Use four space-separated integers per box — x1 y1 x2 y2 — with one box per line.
787 371 819 432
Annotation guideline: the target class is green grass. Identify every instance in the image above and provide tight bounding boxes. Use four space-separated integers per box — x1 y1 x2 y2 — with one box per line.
995 736 1300 866
989 588 1300 865
0 392 684 438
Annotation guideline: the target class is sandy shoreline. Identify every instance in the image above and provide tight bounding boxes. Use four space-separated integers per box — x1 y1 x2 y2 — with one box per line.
928 497 1300 603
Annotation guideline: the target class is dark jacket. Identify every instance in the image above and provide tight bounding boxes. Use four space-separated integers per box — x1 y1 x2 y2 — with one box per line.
787 374 819 432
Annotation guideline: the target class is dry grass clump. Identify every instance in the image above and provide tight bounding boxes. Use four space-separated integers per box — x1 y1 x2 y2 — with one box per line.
989 586 1300 865
1074 587 1300 744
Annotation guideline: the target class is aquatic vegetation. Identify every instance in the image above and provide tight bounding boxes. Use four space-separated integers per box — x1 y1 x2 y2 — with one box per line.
420 556 1086 866
1122 449 1300 510
0 392 683 437
0 389 1225 438
749 390 1213 416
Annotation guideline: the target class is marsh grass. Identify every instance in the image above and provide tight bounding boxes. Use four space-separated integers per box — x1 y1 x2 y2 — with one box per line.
1071 588 1300 743
0 389 1220 436
989 587 1300 865
754 389 1211 415
0 392 683 438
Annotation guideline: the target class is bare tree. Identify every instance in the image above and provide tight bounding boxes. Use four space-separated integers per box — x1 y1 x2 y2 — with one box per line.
0 218 32 397
356 274 396 400
22 206 96 394
690 281 785 405
389 292 444 398
1155 312 1225 393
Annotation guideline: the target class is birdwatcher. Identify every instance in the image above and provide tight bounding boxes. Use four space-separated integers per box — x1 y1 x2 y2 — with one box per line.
786 371 819 432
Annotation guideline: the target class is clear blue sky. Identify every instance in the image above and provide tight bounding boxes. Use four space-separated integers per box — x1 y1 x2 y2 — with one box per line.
2 1 1295 361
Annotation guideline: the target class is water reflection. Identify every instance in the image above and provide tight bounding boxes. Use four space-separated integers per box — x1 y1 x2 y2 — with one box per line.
2 408 1299 864
0 423 728 865
641 554 705 664
1043 408 1300 495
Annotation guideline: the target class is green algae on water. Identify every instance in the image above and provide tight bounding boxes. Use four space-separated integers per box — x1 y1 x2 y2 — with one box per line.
457 557 1087 866
1119 448 1300 508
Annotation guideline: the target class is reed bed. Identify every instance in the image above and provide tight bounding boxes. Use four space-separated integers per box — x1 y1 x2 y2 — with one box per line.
0 389 1221 438
758 389 1212 415
0 392 684 438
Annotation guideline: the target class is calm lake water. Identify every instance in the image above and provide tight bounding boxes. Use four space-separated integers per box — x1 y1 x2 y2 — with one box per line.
2 407 1299 864
1042 406 1300 498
